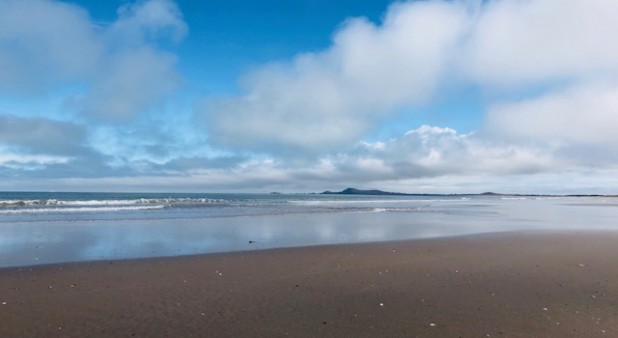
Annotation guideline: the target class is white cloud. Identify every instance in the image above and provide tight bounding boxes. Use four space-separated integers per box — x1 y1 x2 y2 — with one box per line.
485 83 618 169
194 0 618 192
78 47 179 120
0 0 185 120
0 0 100 92
203 0 618 159
203 1 469 154
78 0 186 121
487 84 618 145
0 151 69 167
0 115 86 155
340 125 560 180
464 0 618 86
3 0 618 193
112 0 188 43
0 123 611 194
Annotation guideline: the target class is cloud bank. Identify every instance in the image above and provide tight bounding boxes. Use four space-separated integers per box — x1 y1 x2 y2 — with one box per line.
0 0 185 121
2 0 618 193
0 0 200 184
203 0 618 157
204 1 469 154
466 0 618 86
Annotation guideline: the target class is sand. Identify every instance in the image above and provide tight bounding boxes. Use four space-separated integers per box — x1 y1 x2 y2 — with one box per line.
1 231 618 337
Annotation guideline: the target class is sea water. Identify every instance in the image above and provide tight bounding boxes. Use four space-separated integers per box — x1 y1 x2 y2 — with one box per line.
1 192 617 267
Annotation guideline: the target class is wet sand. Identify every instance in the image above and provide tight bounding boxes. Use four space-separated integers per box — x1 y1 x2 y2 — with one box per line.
1 231 617 337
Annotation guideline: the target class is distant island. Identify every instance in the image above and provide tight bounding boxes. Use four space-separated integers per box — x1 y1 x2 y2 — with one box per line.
321 188 413 196
320 188 616 197
321 187 482 196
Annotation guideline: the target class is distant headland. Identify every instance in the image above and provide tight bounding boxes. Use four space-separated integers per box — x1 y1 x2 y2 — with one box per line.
320 188 615 197
321 188 414 196
320 187 502 196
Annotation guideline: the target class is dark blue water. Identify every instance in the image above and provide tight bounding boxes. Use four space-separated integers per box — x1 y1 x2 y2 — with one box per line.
1 192 617 268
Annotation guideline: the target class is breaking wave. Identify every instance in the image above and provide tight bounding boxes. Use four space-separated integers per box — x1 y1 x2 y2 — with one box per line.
0 198 228 215
0 198 225 208
0 205 166 214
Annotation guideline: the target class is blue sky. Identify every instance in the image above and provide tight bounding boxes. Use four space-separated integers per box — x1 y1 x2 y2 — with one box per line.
1 0 618 193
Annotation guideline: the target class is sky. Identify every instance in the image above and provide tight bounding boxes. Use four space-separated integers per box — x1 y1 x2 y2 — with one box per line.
1 0 618 194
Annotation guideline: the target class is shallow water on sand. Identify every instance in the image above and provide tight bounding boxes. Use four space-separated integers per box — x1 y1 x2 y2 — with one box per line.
1 192 617 267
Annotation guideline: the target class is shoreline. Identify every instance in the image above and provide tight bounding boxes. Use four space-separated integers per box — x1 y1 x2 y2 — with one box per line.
0 229 556 270
3 228 614 271
2 230 618 337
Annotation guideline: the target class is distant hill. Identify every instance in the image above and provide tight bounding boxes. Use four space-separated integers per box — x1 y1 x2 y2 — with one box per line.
319 188 617 197
480 192 502 196
321 188 412 196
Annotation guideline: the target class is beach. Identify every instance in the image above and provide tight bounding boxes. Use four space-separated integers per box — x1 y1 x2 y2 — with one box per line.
1 231 617 337
2 1 617 337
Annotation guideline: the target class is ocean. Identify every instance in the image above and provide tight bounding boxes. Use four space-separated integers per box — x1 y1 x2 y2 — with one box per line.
1 191 617 268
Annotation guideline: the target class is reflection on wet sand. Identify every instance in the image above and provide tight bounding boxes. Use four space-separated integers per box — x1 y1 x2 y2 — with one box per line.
1 197 617 267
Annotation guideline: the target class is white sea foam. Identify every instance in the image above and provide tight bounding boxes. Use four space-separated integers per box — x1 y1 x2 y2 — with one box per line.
360 207 422 214
0 198 224 208
0 205 166 214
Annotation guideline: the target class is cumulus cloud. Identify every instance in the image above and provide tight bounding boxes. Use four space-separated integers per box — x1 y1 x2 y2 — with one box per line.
76 0 186 120
0 0 100 92
0 115 86 155
203 0 618 159
0 0 185 120
487 84 618 145
465 0 618 86
203 1 469 154
485 83 618 168
3 0 618 193
0 123 607 194
0 115 91 171
79 47 179 120
0 125 563 193
112 0 188 43
328 125 560 184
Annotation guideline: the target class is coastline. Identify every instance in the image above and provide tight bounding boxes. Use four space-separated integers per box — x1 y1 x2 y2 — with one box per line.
1 230 617 337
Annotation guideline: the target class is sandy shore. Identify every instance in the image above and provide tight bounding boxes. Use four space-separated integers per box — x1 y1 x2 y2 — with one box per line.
1 231 617 337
